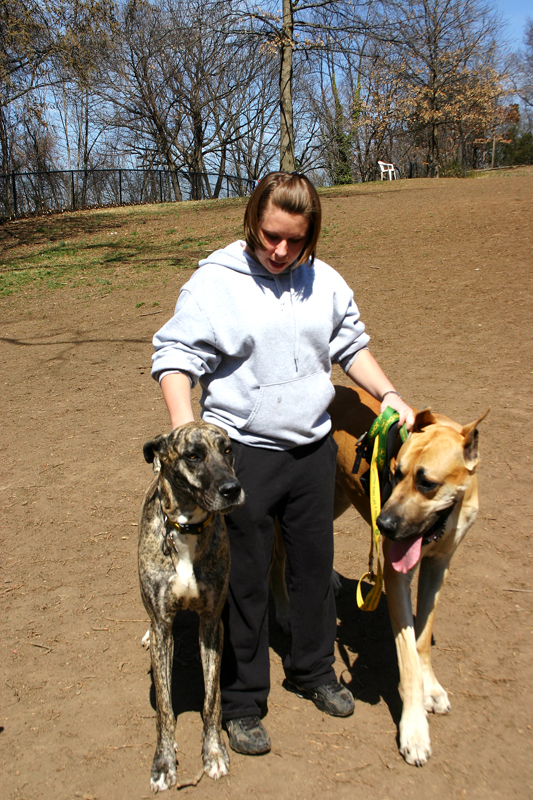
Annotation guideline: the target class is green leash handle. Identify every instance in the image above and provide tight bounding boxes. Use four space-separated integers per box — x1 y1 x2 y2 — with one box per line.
367 407 408 471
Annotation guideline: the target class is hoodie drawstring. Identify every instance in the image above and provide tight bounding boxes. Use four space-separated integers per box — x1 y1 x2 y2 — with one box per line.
289 269 300 372
273 272 300 373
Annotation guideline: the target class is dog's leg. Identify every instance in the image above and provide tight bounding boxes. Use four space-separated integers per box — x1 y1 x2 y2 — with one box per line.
149 620 178 792
384 552 431 767
270 519 291 634
415 555 452 715
198 616 230 780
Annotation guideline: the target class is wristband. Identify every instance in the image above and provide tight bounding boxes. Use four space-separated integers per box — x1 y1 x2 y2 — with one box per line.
381 390 401 401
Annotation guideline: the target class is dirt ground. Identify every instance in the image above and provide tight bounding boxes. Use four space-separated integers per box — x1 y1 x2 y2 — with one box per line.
1 168 532 800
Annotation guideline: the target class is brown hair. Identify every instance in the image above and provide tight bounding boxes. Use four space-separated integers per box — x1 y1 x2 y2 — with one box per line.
244 172 322 267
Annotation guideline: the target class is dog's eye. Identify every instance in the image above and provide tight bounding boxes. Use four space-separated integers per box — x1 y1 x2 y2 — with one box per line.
224 447 232 455
185 453 199 462
417 477 439 494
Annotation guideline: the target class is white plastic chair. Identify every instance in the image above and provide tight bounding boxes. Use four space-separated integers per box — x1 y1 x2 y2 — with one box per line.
378 160 397 180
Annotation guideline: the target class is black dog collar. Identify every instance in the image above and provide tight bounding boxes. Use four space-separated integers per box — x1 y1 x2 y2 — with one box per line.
165 514 214 536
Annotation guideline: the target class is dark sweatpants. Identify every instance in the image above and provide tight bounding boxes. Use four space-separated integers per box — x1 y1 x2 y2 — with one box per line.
220 434 338 721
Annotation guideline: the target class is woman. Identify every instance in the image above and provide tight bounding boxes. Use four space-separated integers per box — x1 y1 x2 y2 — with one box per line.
151 172 414 756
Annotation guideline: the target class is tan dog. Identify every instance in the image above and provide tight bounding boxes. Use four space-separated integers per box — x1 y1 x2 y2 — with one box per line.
271 385 488 767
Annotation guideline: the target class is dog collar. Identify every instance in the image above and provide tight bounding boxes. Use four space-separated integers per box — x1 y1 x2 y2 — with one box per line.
165 514 214 536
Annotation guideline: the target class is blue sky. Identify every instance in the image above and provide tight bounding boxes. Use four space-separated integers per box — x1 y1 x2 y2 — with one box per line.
496 0 531 49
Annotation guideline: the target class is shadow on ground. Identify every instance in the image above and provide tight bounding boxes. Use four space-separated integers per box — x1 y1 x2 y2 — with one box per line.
150 576 403 732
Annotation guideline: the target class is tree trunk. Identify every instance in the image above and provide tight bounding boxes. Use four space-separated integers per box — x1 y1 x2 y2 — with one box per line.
169 164 183 202
191 106 204 199
279 0 295 172
213 143 227 198
329 65 352 185
427 120 439 178
457 127 464 171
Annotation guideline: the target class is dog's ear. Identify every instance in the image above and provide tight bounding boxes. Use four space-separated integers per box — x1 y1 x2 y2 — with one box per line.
143 435 169 467
461 408 490 471
411 407 437 433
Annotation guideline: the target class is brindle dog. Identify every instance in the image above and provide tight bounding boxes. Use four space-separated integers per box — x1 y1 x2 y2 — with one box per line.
139 422 244 792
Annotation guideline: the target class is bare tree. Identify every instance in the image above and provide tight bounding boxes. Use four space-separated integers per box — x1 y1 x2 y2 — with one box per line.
234 1 376 172
384 0 503 176
513 19 533 124
0 0 56 182
221 57 280 181
97 0 277 198
0 0 116 219
51 0 116 172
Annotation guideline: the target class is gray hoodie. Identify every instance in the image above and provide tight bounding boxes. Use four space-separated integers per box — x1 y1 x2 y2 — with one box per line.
152 240 369 449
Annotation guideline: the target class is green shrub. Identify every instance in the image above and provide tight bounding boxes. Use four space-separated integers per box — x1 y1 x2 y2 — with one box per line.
439 160 466 178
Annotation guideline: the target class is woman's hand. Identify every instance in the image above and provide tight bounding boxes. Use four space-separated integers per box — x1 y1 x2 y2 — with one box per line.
380 391 415 431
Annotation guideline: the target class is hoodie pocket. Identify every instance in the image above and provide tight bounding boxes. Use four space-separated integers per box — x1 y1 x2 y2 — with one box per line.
242 371 335 441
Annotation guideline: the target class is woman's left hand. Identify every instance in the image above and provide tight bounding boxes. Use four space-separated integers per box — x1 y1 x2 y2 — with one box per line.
381 393 415 431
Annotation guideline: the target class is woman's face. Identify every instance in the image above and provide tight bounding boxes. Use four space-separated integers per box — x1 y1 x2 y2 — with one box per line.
249 203 310 275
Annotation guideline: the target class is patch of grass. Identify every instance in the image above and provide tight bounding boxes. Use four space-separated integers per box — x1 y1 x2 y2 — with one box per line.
0 226 195 297
0 194 240 297
176 235 209 250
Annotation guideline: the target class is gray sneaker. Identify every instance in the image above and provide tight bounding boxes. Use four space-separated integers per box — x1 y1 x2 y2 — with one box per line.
286 679 355 717
225 715 271 755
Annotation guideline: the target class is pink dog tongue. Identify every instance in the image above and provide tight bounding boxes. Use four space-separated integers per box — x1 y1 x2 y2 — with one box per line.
389 536 423 574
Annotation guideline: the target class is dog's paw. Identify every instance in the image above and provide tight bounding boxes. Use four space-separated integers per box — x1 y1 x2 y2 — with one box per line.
423 680 451 714
203 735 230 780
150 773 174 793
142 629 151 649
399 711 431 767
150 746 178 792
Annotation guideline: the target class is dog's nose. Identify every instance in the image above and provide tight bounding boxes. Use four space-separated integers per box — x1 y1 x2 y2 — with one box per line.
218 480 242 502
377 510 398 538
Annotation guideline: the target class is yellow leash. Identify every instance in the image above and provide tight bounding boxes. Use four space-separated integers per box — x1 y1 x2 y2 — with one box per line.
356 435 383 611
356 409 408 611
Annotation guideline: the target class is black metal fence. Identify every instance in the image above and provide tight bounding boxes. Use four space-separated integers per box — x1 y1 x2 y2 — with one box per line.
0 168 254 220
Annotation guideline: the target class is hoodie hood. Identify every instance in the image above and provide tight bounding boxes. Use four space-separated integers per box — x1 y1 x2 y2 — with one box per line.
199 240 262 276
199 240 310 279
